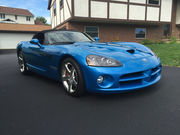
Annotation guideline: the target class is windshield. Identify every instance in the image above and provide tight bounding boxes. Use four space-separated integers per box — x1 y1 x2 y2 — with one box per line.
46 31 94 45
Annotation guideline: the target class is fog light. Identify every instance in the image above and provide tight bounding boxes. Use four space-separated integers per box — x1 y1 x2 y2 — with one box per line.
97 76 104 84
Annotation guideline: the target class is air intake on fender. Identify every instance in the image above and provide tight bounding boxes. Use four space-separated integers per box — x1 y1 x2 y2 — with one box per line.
127 49 135 54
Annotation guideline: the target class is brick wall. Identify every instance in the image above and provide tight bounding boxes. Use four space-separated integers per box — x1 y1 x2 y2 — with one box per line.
171 0 180 39
57 21 164 42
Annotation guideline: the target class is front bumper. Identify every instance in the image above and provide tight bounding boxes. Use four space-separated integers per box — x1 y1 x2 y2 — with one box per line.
82 56 162 93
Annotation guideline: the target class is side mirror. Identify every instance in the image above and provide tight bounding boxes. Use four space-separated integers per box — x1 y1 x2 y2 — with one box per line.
30 39 40 46
94 37 99 42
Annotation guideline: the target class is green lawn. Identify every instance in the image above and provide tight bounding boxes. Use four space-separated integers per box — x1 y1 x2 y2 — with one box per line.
145 44 180 67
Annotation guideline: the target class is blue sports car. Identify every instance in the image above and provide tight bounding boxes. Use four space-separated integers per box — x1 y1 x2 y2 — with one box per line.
17 30 162 96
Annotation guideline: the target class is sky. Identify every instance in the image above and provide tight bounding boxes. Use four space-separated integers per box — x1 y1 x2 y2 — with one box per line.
0 0 51 24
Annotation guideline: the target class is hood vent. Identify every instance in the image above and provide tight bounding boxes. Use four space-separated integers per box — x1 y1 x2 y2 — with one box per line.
127 49 135 54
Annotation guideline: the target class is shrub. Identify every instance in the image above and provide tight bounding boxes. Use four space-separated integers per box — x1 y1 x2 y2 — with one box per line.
154 40 166 44
111 36 120 42
140 39 153 45
169 36 177 44
159 40 166 44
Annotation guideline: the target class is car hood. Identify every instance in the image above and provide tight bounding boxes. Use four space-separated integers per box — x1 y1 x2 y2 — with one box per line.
71 42 154 62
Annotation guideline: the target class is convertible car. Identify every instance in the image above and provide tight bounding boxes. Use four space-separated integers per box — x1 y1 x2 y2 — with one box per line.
17 30 162 96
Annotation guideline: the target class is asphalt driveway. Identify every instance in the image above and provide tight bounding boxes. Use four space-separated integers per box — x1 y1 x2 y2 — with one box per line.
0 53 180 135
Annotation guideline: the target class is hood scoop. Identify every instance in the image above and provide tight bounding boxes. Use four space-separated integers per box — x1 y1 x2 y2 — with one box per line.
127 49 135 54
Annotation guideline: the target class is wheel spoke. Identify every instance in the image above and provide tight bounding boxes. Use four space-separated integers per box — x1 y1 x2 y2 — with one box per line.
70 69 78 86
65 63 71 74
70 67 75 76
69 83 74 93
62 76 69 81
19 56 23 61
70 68 75 76
72 79 78 85
63 81 69 91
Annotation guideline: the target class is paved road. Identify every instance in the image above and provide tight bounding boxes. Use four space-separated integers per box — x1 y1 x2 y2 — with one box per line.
0 53 180 135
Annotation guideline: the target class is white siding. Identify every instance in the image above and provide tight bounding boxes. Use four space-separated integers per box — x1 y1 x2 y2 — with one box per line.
147 7 159 21
113 0 127 2
56 0 60 25
91 1 107 18
129 0 146 4
54 15 57 26
50 7 55 28
49 0 173 28
109 3 127 19
0 14 34 24
64 0 71 20
74 0 89 17
67 0 72 11
160 0 172 22
0 33 34 49
176 0 180 24
129 5 145 20
60 9 64 23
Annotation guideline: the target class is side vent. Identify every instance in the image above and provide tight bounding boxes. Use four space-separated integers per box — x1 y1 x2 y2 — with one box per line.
127 49 135 54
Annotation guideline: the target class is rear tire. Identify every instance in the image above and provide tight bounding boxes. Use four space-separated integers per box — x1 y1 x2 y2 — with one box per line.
60 58 86 97
18 51 29 75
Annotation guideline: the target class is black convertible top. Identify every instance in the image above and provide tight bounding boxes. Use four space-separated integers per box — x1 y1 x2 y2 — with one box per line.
32 29 93 44
32 29 82 44
40 29 80 34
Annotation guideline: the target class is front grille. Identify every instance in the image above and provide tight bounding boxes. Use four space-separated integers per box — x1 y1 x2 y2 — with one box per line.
119 65 161 88
151 66 161 76
120 79 142 87
152 66 159 73
120 71 144 80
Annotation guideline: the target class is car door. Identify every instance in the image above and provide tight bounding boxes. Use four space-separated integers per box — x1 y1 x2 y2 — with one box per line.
35 33 60 78
30 32 58 76
27 32 47 72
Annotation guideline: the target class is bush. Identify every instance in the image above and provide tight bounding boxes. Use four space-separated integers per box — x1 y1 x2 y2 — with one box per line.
140 39 153 45
154 40 166 44
159 40 166 44
169 36 177 44
111 36 120 42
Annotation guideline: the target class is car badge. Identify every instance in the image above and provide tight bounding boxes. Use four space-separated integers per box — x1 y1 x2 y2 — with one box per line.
142 58 147 62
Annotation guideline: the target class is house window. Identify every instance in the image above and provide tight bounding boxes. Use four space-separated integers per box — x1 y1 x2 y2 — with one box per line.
60 0 64 8
163 24 171 38
148 0 159 5
136 28 146 39
15 15 18 20
85 26 99 38
0 14 5 19
26 16 31 21
54 2 56 16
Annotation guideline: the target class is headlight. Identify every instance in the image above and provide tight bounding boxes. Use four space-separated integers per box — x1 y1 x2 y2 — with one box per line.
86 55 123 67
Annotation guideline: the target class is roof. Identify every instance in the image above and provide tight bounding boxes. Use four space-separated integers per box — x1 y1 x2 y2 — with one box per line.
48 0 52 10
0 6 34 16
0 23 51 33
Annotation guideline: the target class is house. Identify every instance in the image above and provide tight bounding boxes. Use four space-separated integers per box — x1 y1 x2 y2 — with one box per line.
48 0 180 42
0 23 51 50
0 6 34 24
0 6 51 51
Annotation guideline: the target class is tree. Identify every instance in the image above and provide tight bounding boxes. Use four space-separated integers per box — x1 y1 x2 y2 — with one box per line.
35 16 47 24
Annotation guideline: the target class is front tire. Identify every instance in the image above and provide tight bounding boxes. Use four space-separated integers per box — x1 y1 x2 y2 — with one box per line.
61 58 86 97
18 51 29 75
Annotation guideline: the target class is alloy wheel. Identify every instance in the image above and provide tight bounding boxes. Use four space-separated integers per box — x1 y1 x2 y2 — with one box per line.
61 62 78 93
18 52 25 72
